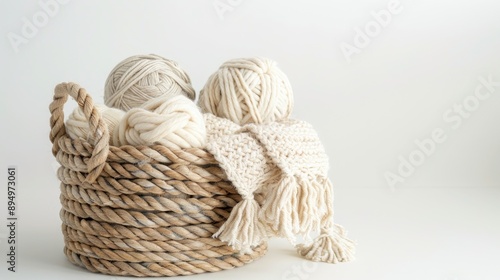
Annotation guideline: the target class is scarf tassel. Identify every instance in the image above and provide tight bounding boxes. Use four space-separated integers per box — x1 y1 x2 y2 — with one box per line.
296 224 356 264
213 195 267 254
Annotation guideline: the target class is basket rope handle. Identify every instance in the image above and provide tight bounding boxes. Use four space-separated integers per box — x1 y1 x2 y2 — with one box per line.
49 82 110 183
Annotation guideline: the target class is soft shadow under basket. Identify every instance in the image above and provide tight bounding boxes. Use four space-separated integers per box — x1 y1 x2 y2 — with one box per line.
49 82 267 277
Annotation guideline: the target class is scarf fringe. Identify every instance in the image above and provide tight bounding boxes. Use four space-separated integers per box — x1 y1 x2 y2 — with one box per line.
296 224 356 264
213 197 267 253
260 173 330 243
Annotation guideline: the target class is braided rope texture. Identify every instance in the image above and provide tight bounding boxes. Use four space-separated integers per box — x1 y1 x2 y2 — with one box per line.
50 83 267 276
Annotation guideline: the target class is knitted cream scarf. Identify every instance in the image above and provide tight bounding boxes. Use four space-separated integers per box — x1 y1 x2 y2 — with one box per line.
204 114 355 263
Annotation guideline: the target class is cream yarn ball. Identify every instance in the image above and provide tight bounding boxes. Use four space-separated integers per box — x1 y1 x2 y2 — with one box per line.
66 104 124 143
104 54 196 111
112 95 206 149
198 57 294 125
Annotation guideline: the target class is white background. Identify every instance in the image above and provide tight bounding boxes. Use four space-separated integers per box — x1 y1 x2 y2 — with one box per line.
1 0 499 279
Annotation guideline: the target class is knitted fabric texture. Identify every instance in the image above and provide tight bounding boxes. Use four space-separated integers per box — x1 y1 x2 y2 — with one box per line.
204 114 355 263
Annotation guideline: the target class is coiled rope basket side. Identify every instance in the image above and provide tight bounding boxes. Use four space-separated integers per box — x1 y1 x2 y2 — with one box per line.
49 83 267 277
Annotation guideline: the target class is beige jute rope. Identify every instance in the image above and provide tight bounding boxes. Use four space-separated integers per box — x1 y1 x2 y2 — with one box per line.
49 82 267 277
66 103 124 144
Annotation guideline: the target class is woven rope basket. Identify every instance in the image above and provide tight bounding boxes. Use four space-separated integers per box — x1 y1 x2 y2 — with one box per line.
49 83 267 277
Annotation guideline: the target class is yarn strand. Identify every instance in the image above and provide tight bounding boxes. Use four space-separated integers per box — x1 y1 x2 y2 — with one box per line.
105 54 196 111
113 95 206 149
199 57 293 125
296 225 356 264
213 196 267 254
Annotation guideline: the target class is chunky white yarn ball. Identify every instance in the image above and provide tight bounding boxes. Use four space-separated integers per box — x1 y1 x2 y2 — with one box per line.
104 54 196 111
199 57 294 125
112 95 206 149
66 104 125 143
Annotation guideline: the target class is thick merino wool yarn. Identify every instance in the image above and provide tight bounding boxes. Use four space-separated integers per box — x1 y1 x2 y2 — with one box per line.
66 103 124 144
198 57 294 125
104 54 196 111
113 95 206 149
